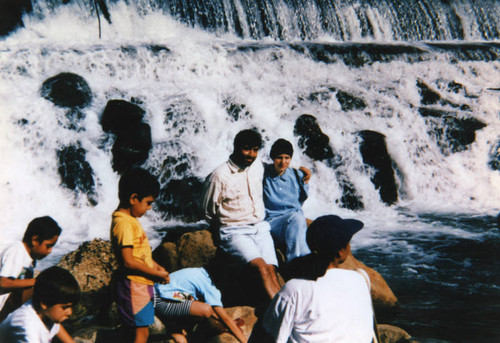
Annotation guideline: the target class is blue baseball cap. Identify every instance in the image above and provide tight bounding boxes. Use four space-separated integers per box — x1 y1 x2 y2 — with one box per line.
306 215 364 255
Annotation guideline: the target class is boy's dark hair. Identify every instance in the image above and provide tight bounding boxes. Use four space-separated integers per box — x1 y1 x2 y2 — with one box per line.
22 216 62 246
32 266 81 310
233 129 262 150
118 167 160 208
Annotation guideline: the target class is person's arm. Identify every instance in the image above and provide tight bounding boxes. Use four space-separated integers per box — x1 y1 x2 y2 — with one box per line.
121 247 169 283
213 306 247 343
298 166 311 184
201 175 221 225
262 292 296 343
0 277 35 293
55 325 75 343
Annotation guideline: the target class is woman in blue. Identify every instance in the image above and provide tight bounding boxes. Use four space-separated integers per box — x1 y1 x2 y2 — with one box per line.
263 139 311 263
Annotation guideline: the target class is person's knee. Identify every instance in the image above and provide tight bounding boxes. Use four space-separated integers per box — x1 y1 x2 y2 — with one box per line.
287 211 306 225
250 258 272 278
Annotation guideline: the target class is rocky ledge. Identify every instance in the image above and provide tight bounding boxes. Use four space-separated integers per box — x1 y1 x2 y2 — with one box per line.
58 229 417 343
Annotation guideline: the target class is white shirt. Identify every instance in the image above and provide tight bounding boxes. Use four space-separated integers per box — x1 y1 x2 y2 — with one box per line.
0 241 35 311
263 268 374 343
0 300 60 343
202 159 265 227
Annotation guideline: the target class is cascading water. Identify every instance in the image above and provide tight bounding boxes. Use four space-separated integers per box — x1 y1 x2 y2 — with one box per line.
0 1 499 342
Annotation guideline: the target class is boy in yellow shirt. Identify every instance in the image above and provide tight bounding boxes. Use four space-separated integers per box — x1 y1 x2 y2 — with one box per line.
110 168 170 343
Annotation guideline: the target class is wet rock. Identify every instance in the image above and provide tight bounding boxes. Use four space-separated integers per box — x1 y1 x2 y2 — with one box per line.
446 80 465 94
64 232 406 342
417 80 441 105
294 114 364 210
336 90 367 111
207 306 257 343
111 123 152 173
100 100 145 135
223 99 252 121
358 130 398 205
280 252 397 308
57 144 97 205
153 226 215 273
156 177 204 222
40 72 92 108
0 0 31 36
294 114 334 161
154 228 396 307
378 324 417 343
488 139 500 171
419 108 486 154
175 229 217 270
340 253 398 307
153 241 179 272
417 80 470 109
57 239 118 327
73 326 121 343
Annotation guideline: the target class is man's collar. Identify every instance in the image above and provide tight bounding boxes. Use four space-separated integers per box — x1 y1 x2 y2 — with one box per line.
228 157 249 172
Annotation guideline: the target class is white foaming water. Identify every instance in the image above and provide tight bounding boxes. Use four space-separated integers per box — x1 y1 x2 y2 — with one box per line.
0 3 499 265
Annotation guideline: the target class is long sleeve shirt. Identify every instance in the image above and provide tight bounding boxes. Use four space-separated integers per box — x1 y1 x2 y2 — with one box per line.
202 158 265 228
263 164 308 220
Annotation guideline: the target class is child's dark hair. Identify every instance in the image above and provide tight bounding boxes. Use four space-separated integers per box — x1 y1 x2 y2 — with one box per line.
233 129 262 150
22 216 62 246
32 266 81 310
118 167 160 208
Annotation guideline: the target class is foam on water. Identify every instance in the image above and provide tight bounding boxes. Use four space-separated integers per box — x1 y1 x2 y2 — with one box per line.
1 5 499 253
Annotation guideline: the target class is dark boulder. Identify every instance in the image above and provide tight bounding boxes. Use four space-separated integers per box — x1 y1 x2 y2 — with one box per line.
40 73 92 108
417 80 470 110
336 90 367 111
100 99 145 134
0 0 31 36
156 177 204 222
419 108 486 154
294 114 334 161
417 80 441 105
224 99 252 121
488 139 500 171
294 114 364 210
57 144 97 205
111 123 152 173
358 130 398 205
153 228 397 308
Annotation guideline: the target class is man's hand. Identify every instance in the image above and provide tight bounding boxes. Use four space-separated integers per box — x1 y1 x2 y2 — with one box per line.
299 166 311 184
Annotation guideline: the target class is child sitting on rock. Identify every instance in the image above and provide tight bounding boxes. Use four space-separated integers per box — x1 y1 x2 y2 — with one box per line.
154 267 247 343
0 266 81 343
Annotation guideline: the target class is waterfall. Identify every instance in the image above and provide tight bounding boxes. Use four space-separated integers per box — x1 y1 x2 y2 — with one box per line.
1 1 499 342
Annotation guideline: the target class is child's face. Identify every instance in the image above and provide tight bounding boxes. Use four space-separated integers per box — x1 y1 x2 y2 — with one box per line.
31 235 59 260
130 195 155 218
42 302 73 323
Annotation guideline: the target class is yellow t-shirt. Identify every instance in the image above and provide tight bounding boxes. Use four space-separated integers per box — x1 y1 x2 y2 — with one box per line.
110 211 154 285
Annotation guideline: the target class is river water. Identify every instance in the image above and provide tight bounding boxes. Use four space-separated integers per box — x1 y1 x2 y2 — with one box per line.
0 1 499 342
